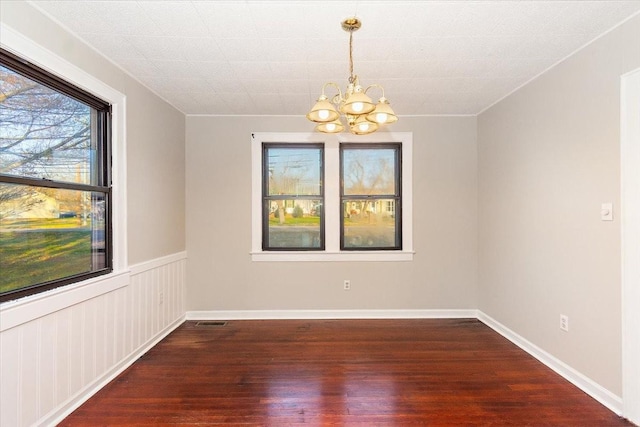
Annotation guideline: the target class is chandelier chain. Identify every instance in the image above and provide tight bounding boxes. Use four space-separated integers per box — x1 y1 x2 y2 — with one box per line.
348 29 355 84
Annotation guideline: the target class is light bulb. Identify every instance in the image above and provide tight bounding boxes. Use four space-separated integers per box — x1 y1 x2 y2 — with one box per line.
358 122 369 132
375 112 388 123
352 102 364 113
326 123 336 132
318 109 330 120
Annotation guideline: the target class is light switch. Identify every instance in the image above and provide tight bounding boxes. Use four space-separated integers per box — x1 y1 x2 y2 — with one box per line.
601 203 613 221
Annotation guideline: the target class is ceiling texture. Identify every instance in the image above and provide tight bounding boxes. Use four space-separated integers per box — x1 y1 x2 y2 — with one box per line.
29 0 640 116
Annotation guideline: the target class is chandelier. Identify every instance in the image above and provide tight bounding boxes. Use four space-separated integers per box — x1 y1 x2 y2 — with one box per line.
306 17 398 135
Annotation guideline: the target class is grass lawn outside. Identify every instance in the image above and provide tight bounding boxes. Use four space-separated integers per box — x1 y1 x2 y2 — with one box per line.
0 218 93 294
268 215 320 226
1 217 89 230
268 214 395 227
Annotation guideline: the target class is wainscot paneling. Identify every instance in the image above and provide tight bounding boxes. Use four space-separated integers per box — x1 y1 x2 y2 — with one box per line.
0 252 186 427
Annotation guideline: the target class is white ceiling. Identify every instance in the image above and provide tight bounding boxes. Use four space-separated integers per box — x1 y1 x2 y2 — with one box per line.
29 0 640 116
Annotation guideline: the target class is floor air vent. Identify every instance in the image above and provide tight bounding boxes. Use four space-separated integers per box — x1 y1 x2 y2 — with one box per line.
195 321 227 327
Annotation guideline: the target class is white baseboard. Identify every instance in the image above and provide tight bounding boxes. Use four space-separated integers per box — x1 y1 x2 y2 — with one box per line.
477 311 623 415
41 315 185 426
186 308 478 320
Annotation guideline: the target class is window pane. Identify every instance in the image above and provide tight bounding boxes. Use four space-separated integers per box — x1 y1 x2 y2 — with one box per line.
343 199 398 249
0 183 107 294
0 64 97 185
267 147 321 196
266 198 322 249
343 148 396 196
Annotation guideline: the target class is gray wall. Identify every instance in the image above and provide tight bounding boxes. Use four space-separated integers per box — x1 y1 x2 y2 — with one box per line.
186 116 478 311
477 14 640 395
1 1 186 265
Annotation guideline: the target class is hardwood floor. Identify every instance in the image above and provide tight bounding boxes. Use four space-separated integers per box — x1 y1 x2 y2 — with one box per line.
61 319 631 426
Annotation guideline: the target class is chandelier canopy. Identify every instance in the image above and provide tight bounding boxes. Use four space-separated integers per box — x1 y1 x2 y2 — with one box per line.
306 17 398 135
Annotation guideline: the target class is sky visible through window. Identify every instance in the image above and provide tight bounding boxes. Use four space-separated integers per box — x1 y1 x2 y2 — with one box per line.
343 148 396 196
267 147 321 196
0 64 93 185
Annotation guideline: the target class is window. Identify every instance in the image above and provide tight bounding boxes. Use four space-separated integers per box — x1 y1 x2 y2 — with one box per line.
0 48 112 302
341 144 401 250
251 132 413 261
262 144 324 250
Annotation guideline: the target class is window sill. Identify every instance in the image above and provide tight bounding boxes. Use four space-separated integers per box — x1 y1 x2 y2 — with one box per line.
251 251 414 262
0 270 130 332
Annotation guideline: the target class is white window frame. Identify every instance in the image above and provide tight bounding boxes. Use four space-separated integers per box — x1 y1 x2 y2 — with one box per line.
251 132 413 262
0 23 128 327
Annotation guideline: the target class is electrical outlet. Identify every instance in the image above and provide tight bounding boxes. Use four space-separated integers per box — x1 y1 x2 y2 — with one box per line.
560 314 569 332
343 280 351 290
159 291 164 305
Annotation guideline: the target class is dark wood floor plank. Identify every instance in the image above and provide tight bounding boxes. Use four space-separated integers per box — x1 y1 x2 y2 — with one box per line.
60 319 631 426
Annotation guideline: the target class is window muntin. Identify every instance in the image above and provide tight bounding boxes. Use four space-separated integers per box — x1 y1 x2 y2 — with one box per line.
262 144 324 250
340 144 401 250
0 49 112 302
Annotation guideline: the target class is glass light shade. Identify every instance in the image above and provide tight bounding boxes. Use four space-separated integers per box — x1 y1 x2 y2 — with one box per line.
307 97 340 123
341 90 375 115
350 115 379 135
366 98 398 124
315 118 344 133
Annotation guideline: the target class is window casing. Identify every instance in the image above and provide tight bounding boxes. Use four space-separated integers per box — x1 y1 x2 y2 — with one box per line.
251 132 413 262
0 48 113 302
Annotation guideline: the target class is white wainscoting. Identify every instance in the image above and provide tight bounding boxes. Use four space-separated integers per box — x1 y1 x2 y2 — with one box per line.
0 252 187 427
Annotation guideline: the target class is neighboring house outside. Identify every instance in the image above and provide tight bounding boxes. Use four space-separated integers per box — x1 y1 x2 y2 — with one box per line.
0 189 60 219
